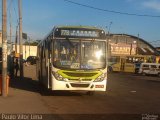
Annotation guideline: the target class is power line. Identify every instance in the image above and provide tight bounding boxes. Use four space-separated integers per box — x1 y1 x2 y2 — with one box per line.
7 0 13 11
64 0 160 18
13 0 19 24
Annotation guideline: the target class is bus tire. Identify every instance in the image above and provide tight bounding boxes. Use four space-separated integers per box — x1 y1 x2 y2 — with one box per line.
86 91 95 96
108 66 113 72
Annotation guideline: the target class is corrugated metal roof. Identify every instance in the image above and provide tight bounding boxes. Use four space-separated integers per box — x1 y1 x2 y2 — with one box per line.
109 34 160 56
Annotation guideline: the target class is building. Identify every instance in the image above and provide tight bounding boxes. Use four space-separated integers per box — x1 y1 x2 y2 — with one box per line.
13 45 37 59
107 34 160 73
0 31 37 60
108 34 160 56
156 47 160 53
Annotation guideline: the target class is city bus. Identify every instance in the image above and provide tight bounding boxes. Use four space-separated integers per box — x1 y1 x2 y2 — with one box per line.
36 26 107 94
108 55 149 73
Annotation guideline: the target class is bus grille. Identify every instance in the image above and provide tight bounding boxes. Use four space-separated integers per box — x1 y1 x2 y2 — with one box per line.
63 72 97 77
70 83 90 88
69 79 92 81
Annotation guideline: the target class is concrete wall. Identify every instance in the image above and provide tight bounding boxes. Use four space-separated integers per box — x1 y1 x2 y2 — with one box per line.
0 32 37 59
13 45 37 60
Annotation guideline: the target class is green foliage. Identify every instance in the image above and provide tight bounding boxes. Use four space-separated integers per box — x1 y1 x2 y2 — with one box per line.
23 40 41 46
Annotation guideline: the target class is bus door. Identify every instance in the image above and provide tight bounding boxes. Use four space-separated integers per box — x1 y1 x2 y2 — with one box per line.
124 63 135 72
109 56 121 72
124 56 140 73
120 58 125 72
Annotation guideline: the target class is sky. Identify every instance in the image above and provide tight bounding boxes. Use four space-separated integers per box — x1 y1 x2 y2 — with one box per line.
0 0 160 47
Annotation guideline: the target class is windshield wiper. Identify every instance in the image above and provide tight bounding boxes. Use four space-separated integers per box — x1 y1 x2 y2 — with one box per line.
66 38 74 48
90 39 96 46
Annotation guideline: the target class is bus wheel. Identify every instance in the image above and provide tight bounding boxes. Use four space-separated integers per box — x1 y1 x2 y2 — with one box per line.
86 91 95 96
108 66 113 72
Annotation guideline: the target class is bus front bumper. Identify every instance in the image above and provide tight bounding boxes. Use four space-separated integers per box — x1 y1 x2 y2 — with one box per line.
51 75 107 91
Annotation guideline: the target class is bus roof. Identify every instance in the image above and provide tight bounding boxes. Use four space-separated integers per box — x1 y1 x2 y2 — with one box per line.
38 25 106 46
141 63 160 65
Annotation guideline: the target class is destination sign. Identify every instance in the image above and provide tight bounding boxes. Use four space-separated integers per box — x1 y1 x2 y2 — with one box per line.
61 30 100 37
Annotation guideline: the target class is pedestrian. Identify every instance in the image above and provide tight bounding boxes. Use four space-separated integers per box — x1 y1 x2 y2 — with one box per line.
14 58 19 77
8 51 15 79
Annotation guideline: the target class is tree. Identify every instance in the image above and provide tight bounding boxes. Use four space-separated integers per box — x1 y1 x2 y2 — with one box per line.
23 40 40 46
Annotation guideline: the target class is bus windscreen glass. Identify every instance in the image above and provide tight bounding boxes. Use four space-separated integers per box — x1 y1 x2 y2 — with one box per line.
53 39 106 69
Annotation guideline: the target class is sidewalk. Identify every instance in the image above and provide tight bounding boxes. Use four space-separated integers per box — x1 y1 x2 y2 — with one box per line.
0 65 51 113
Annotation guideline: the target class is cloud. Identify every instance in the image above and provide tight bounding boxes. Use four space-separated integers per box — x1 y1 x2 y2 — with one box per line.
142 0 160 12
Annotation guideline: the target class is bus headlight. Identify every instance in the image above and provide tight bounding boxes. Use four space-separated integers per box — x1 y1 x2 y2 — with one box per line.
52 72 66 81
94 73 107 82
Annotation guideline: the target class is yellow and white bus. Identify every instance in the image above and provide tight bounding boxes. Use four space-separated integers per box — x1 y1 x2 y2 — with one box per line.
36 26 107 94
108 55 149 73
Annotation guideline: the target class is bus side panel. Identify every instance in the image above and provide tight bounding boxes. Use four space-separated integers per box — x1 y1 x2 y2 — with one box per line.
112 63 121 72
124 63 135 73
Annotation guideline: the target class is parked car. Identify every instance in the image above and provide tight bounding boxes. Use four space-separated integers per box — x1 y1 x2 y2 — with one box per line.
139 63 160 76
26 56 37 65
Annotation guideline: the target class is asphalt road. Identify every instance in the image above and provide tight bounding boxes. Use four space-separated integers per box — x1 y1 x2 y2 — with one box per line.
38 72 160 114
1 65 160 120
25 65 160 114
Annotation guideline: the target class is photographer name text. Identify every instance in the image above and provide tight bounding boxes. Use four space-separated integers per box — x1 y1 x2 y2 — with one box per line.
1 114 43 120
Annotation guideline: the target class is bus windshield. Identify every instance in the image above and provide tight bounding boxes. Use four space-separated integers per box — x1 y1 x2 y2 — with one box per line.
53 39 106 70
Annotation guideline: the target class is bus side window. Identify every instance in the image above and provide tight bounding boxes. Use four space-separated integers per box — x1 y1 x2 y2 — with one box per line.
151 65 157 69
143 65 149 68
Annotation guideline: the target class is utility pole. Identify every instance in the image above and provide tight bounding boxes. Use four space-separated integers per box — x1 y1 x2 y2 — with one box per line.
2 0 8 97
130 43 132 55
18 0 23 79
9 0 13 54
15 25 18 53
